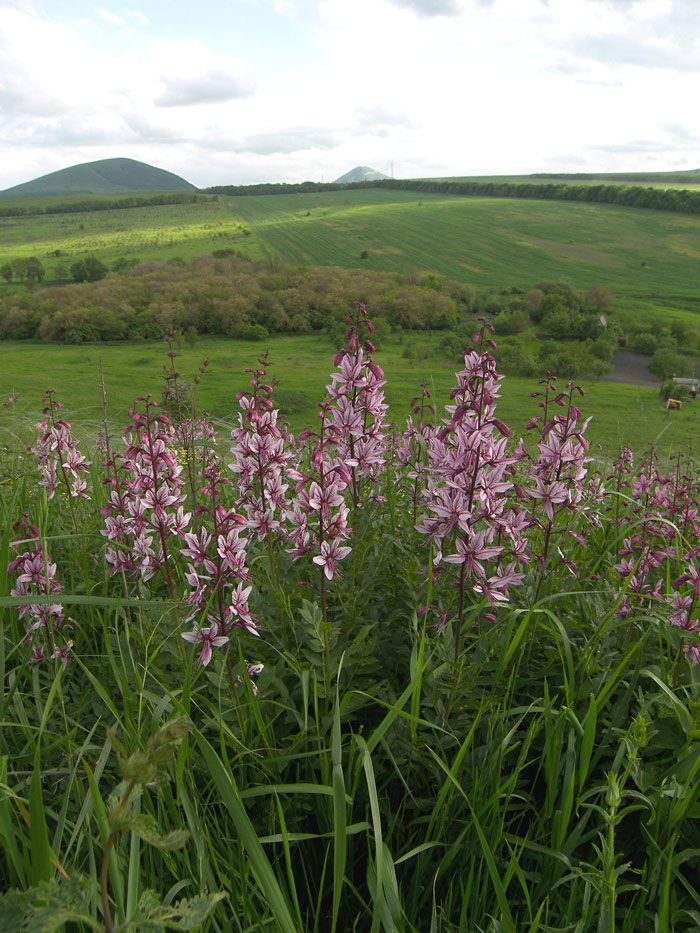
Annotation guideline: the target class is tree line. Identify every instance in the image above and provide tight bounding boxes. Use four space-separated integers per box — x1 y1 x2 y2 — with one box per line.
205 178 700 216
2 255 109 286
0 192 206 219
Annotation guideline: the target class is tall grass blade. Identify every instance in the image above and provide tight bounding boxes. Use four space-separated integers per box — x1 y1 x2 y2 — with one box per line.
193 728 298 933
425 745 515 933
28 747 52 886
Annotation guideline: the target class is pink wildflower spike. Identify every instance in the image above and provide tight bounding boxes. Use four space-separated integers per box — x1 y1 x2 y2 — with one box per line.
415 322 526 659
324 304 389 506
229 354 293 542
33 391 91 502
9 515 73 666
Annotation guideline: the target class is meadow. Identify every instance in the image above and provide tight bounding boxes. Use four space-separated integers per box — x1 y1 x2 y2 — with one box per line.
2 333 700 460
0 196 264 283
4 188 700 335
3 187 700 930
228 190 700 301
3 314 700 931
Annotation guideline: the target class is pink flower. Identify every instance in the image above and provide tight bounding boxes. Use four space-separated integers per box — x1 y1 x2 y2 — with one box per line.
312 539 352 580
181 625 229 666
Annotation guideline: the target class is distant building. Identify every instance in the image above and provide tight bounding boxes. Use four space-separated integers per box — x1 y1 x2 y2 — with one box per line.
673 377 699 398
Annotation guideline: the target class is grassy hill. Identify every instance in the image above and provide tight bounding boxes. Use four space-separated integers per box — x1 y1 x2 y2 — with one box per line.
2 186 700 330
229 188 700 324
1 184 700 455
0 195 263 277
0 157 196 199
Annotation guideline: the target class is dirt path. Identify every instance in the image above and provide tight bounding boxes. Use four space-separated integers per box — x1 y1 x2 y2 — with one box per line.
606 351 659 387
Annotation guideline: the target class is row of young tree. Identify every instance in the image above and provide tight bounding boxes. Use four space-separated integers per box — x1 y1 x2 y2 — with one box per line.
0 254 469 344
1 256 109 286
0 192 204 219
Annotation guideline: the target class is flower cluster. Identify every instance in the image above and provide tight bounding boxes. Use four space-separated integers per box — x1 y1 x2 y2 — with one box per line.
32 390 91 501
101 397 190 592
229 354 292 541
612 450 700 664
326 303 388 504
181 423 257 666
286 404 352 592
417 325 527 629
522 377 597 594
394 383 437 523
8 515 73 666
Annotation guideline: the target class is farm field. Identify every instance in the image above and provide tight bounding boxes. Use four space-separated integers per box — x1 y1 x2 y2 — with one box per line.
2 188 700 332
0 195 264 282
2 334 699 460
228 190 700 329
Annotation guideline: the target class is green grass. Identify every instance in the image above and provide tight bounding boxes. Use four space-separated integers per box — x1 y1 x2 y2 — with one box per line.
2 334 699 459
0 196 264 284
3 355 700 930
231 190 700 299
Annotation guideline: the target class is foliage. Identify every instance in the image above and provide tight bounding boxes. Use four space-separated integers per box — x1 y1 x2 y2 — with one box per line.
649 347 691 382
2 322 700 932
71 256 109 284
0 256 465 344
1 257 45 286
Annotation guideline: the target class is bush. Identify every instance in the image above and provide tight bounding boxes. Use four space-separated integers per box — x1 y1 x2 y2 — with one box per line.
71 256 108 283
631 332 659 354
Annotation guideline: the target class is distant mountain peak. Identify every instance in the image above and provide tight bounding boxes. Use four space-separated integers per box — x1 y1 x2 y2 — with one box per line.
334 165 390 184
0 157 197 199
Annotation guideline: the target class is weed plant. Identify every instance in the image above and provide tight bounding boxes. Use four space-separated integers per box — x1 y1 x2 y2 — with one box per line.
2 314 700 932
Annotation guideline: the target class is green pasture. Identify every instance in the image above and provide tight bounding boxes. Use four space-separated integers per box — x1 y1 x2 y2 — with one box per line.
3 188 700 334
0 196 264 282
1 334 698 459
231 190 700 302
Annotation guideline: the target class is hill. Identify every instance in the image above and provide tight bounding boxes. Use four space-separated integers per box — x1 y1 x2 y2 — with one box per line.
334 165 390 183
0 158 197 199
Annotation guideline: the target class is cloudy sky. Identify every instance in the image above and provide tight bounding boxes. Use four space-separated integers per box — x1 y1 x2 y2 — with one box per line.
1 0 698 189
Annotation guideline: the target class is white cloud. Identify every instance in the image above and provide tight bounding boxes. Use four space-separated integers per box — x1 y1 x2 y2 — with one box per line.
151 39 255 106
388 0 463 14
238 127 342 154
0 0 699 190
97 8 125 25
126 9 149 24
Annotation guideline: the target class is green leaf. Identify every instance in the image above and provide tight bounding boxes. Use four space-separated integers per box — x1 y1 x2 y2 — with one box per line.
122 889 228 931
331 659 347 933
0 877 102 933
118 813 190 851
193 729 297 933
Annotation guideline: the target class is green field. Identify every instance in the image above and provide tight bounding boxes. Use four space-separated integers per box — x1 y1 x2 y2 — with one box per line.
440 170 700 189
0 195 264 282
2 335 699 460
3 187 700 456
4 188 700 317
230 189 700 298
